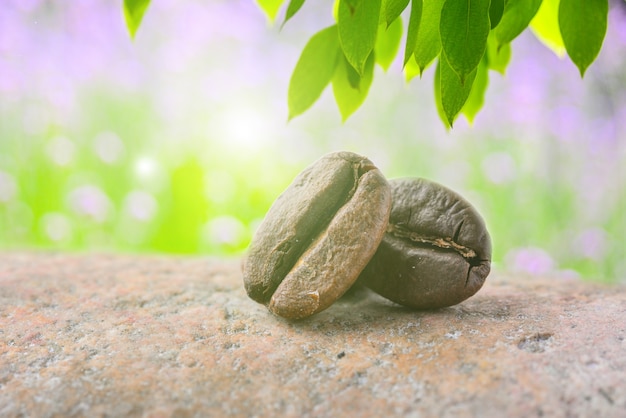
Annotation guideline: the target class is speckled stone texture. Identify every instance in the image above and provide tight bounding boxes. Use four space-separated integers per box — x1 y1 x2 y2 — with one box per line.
1 252 625 418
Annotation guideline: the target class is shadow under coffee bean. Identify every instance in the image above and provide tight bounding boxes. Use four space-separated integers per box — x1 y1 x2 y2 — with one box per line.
357 178 492 309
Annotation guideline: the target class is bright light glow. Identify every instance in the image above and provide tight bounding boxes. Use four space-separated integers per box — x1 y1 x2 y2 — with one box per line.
135 157 159 179
212 107 273 152
133 156 168 193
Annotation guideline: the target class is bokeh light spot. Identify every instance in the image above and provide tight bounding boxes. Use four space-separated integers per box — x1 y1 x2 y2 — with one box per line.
21 105 48 136
5 201 34 238
204 216 247 247
135 157 159 178
124 190 158 222
94 131 125 164
573 227 608 261
46 136 76 167
68 185 111 223
0 171 18 203
41 212 73 242
504 247 556 275
133 156 168 192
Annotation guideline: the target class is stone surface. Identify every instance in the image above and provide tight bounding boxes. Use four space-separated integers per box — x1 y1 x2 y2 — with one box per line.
1 252 625 417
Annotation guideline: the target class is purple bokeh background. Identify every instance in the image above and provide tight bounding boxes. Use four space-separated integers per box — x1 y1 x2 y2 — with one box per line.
1 0 625 280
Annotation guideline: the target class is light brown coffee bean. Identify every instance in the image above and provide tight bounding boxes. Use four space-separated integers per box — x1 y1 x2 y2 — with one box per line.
242 151 391 319
357 178 492 309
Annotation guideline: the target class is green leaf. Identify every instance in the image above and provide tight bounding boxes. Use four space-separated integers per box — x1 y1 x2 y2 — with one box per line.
283 0 306 27
344 0 360 12
404 55 421 82
383 0 410 27
333 0 340 21
494 0 543 48
345 55 362 89
437 55 478 127
332 53 375 121
530 0 566 57
489 0 505 29
288 25 341 120
403 0 423 65
486 31 511 74
375 17 403 71
559 0 608 77
433 61 447 128
461 58 489 123
440 0 490 84
256 0 285 21
412 0 444 75
338 0 382 75
123 0 151 39
404 0 444 80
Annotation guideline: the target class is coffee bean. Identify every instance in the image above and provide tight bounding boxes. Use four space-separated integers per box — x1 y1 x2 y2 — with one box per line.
243 151 391 319
357 178 491 309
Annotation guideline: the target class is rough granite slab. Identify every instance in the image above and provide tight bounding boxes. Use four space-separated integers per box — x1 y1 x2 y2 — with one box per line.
0 252 625 417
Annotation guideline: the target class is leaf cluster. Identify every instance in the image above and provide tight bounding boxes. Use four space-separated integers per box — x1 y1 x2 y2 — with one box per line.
274 0 609 127
123 0 610 127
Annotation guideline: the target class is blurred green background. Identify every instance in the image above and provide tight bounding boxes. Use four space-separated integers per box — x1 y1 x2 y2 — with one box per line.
1 0 625 281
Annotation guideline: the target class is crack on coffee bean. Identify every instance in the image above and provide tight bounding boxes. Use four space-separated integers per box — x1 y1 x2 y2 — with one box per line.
330 156 373 221
356 158 377 176
464 267 471 288
387 223 477 259
465 257 491 287
344 156 376 207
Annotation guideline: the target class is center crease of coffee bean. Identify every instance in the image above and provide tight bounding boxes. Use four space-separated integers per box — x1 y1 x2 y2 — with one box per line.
386 223 478 260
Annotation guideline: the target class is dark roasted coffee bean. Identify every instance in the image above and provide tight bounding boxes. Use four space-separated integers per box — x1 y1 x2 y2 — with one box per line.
357 178 491 309
243 151 391 319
